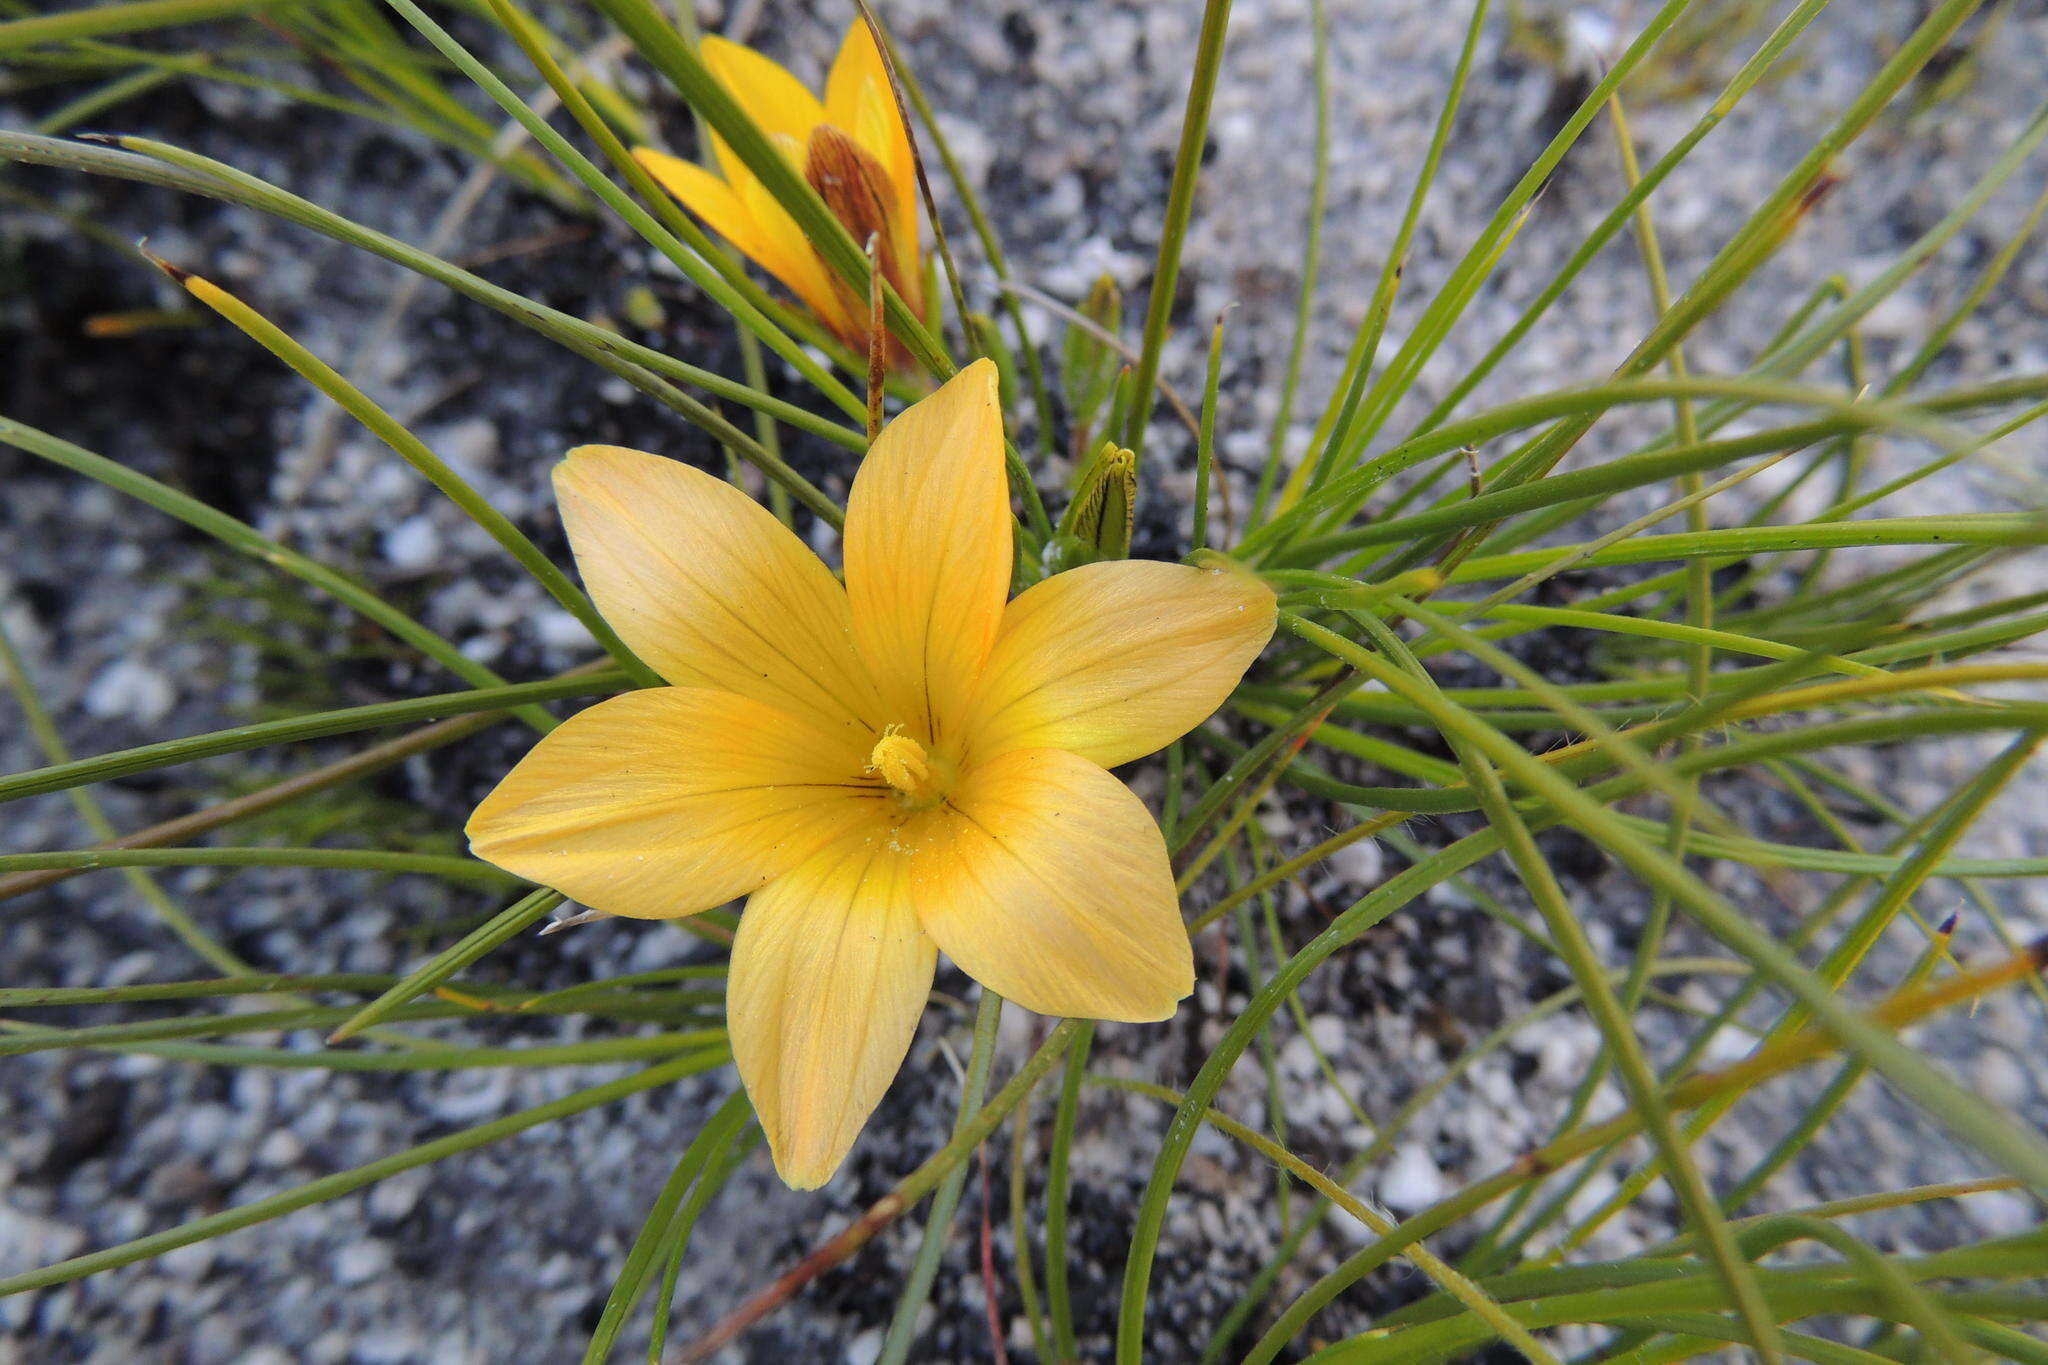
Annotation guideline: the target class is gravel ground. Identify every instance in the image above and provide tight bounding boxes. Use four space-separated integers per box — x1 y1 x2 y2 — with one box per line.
4 1 2048 1361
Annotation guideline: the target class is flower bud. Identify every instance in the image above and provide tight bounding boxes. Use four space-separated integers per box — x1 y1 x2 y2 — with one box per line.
1059 441 1137 562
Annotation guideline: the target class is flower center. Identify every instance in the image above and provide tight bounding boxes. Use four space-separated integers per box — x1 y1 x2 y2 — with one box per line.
867 727 948 808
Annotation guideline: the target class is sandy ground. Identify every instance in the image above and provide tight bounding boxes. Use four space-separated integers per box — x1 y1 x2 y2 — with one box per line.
3 1 2047 1360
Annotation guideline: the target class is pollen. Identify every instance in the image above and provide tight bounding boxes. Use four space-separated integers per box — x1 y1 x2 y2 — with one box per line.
867 726 939 803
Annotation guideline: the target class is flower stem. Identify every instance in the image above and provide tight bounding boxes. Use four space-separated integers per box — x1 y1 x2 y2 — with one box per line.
878 989 1004 1365
1122 0 1233 466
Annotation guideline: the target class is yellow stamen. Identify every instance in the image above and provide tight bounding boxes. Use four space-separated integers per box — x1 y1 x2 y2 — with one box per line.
867 727 941 804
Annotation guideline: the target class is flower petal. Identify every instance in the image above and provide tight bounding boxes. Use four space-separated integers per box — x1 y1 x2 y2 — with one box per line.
729 836 935 1187
700 34 824 190
909 748 1192 1021
848 80 922 303
554 445 882 741
966 559 1275 767
737 147 862 342
466 688 883 920
843 359 1010 747
824 21 916 231
633 147 773 268
633 145 859 341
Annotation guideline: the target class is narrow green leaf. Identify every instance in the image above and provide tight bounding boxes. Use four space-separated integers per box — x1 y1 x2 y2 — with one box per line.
326 888 562 1043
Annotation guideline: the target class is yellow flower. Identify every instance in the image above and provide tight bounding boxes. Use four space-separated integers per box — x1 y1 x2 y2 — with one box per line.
633 22 925 358
466 362 1275 1188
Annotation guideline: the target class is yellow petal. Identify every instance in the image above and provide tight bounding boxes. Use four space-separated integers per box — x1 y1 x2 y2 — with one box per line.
824 21 916 230
965 559 1276 767
466 688 883 920
632 146 771 267
729 836 935 1187
843 359 1010 748
554 445 882 741
907 748 1192 1020
635 140 855 339
734 163 861 342
700 34 824 191
855 77 923 284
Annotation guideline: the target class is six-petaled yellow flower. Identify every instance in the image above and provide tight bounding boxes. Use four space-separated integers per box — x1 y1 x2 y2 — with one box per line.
634 21 924 359
467 362 1275 1187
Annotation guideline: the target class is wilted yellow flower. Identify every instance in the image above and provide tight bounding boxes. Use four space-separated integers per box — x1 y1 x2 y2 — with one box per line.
467 362 1275 1187
634 22 924 357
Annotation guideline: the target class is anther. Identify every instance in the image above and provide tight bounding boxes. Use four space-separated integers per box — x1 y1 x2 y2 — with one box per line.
867 726 934 799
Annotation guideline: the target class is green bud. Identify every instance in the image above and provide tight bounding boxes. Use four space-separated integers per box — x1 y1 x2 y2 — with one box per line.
1059 441 1136 561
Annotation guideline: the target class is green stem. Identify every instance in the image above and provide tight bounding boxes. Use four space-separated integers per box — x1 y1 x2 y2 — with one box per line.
1286 613 2048 1193
878 989 1005 1365
680 1020 1081 1361
0 672 624 806
583 1089 754 1363
1283 0 1489 507
327 888 563 1041
1249 0 1329 520
1043 1018 1094 1361
1122 0 1232 464
877 24 1058 455
1192 312 1225 550
0 847 511 883
0 0 289 50
0 131 862 499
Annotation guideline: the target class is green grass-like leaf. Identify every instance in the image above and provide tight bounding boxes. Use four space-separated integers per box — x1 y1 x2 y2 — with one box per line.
6 0 2048 1359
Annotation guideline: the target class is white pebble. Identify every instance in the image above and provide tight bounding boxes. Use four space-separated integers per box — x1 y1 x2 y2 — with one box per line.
255 1128 305 1168
0 1207 88 1273
1969 1189 2036 1237
534 608 592 651
81 658 176 725
382 514 442 571
1378 1143 1445 1212
368 1169 429 1224
1329 839 1383 887
334 1240 392 1286
1970 1048 2029 1106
